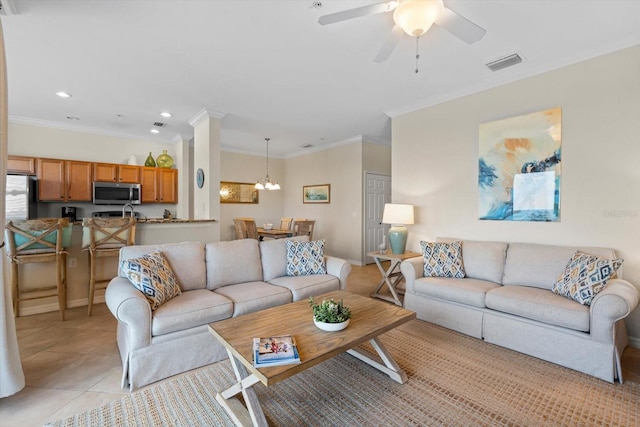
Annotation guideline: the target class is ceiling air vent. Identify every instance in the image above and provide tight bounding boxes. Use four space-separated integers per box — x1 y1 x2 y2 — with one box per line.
301 144 313 148
486 53 523 72
153 122 166 127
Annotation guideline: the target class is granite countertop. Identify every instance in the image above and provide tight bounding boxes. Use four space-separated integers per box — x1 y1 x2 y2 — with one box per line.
136 218 217 224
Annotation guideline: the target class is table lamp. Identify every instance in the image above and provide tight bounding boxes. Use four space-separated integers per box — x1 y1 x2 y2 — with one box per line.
382 203 415 254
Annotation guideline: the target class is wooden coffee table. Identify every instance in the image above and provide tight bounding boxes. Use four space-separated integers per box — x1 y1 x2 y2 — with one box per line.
208 290 416 427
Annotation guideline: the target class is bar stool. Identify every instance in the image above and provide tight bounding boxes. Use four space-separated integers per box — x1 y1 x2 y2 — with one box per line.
82 217 136 316
4 218 71 321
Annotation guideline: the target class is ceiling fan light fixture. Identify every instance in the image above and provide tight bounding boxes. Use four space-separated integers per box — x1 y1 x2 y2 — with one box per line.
393 0 444 37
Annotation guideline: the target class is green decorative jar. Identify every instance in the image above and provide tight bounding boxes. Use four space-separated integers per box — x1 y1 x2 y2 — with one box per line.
156 150 174 169
144 152 156 167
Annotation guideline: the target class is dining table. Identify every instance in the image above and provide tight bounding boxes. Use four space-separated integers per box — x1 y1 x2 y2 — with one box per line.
256 228 293 240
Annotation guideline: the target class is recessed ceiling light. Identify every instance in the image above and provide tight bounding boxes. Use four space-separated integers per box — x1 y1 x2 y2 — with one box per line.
56 91 72 98
150 129 160 134
160 112 172 118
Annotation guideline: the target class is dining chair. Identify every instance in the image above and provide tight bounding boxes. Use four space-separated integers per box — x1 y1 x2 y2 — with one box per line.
242 219 259 240
233 218 247 239
5 218 71 320
279 217 293 230
293 220 315 240
82 217 136 316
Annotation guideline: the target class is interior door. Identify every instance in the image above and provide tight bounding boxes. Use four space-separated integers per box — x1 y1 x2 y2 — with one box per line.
364 172 391 264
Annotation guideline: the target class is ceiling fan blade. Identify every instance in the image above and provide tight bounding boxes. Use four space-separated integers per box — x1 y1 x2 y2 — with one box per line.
318 1 398 25
435 7 486 44
373 25 404 63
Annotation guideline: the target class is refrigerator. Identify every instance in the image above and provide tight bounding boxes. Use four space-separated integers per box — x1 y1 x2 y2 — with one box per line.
5 174 37 220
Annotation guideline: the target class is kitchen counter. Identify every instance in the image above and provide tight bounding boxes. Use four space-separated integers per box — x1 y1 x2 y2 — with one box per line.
135 218 217 224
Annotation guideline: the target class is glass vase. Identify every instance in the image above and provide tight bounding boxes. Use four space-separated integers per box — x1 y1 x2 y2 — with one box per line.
156 150 174 169
144 152 156 167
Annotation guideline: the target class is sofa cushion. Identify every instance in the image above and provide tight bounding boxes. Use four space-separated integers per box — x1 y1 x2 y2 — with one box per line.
437 238 507 284
420 241 465 278
260 236 310 281
502 243 618 290
413 277 501 308
214 281 292 317
269 275 340 302
485 286 590 332
552 251 623 306
286 239 327 276
120 251 181 311
151 289 233 336
120 242 206 291
205 239 263 290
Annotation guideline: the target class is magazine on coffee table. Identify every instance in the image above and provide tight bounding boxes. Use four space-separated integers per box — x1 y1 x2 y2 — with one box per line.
253 335 301 367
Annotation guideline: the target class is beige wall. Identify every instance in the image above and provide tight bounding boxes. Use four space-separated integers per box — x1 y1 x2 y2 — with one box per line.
391 44 640 342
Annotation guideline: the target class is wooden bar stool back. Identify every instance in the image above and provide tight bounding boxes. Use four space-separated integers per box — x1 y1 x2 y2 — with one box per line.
4 218 71 321
82 217 136 316
233 218 247 239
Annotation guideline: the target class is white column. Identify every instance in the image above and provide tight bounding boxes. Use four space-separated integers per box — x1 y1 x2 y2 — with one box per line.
172 134 190 220
188 109 225 238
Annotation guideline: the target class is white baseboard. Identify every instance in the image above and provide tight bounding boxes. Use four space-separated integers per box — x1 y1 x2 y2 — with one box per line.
16 296 105 317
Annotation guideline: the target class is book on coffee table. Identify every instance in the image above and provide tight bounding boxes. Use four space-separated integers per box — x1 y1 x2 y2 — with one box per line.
253 335 301 368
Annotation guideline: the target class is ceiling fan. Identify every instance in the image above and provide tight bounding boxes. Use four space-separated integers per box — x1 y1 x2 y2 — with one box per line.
318 0 486 64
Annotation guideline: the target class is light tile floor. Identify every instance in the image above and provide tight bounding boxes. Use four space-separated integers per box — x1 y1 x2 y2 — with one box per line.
1 263 639 427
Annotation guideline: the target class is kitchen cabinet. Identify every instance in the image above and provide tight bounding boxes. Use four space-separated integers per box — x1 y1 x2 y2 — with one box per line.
8 155 36 174
37 158 92 201
141 167 178 204
93 163 140 183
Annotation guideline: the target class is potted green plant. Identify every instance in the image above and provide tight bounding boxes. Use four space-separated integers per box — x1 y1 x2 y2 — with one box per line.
308 297 352 331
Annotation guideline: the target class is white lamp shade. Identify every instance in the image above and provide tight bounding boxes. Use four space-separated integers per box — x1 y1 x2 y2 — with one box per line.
393 0 444 37
382 203 414 225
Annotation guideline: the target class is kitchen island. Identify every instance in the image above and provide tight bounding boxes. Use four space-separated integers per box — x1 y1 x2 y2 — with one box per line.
3 218 218 317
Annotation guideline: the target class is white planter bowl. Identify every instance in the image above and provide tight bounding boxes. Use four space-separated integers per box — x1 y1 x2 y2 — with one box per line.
314 318 350 332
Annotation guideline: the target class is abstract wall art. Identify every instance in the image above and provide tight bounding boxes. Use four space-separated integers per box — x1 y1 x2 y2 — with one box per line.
478 107 562 221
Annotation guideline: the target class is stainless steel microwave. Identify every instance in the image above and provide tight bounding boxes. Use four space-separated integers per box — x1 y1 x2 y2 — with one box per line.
93 182 141 205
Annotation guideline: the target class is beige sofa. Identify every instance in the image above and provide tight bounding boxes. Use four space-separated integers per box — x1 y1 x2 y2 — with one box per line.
105 236 351 390
400 239 639 383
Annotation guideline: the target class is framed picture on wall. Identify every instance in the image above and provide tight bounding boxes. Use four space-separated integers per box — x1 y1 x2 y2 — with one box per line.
303 184 330 204
220 181 259 204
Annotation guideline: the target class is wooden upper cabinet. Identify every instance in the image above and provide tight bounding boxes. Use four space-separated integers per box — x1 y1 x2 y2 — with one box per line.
140 167 159 203
140 167 178 204
158 168 178 204
37 158 65 201
93 163 140 183
8 155 37 174
66 161 93 201
93 163 118 182
37 158 92 201
118 165 141 183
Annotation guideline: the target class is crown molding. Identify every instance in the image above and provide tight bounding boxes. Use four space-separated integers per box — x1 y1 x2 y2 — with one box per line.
188 108 227 127
8 115 179 144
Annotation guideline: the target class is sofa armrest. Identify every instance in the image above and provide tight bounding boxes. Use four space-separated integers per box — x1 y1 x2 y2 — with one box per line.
400 257 424 294
326 256 352 290
590 278 640 342
105 277 152 350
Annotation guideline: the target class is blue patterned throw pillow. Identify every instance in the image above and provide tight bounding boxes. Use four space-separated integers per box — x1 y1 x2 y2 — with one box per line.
420 241 466 278
552 251 623 306
120 251 181 310
286 239 327 276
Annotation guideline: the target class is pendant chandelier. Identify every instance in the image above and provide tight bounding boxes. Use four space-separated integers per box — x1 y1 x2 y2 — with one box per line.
255 137 280 190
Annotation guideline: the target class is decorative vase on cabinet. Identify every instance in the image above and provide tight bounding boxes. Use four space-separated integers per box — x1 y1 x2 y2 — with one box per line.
156 150 174 169
145 152 156 167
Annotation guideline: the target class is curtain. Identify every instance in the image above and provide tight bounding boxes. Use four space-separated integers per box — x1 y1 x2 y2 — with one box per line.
0 19 25 398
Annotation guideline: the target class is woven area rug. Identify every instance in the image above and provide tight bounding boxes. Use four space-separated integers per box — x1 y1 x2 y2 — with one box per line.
46 320 639 427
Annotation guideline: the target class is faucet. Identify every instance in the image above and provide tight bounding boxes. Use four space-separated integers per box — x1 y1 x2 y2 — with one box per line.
122 203 135 218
